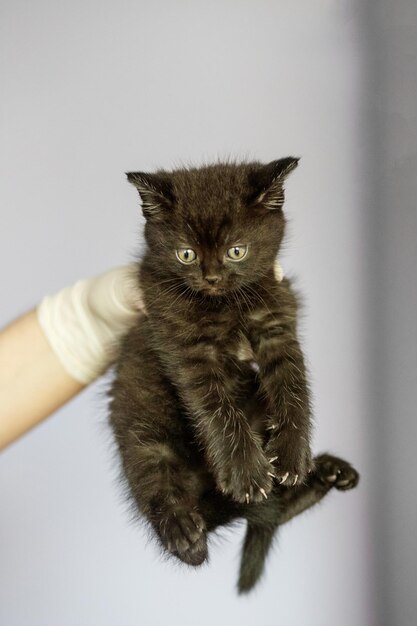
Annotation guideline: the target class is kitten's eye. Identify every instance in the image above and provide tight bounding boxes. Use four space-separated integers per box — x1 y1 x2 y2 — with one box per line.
226 245 248 261
176 248 197 264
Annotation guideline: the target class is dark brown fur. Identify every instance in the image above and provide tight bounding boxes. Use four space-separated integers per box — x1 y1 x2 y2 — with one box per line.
108 159 359 593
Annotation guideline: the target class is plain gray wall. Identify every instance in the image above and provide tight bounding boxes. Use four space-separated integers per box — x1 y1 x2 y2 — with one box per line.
366 3 417 626
0 1 396 624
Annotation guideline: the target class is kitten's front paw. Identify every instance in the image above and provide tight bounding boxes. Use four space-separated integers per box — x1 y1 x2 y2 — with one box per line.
313 454 359 491
216 449 274 504
157 505 208 566
265 431 312 486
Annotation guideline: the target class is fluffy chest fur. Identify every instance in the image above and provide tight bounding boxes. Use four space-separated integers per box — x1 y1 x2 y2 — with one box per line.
138 260 275 378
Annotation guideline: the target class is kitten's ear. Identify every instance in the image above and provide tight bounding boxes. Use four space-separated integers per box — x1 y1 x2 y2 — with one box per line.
248 157 299 211
126 171 174 220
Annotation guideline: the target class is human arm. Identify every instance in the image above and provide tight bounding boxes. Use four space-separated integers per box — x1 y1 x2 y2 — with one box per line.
0 265 144 450
0 310 85 449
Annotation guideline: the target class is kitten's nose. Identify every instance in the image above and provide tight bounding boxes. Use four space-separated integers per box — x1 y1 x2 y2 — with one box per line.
205 275 222 285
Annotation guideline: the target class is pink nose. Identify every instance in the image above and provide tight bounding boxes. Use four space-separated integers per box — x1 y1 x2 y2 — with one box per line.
205 275 222 285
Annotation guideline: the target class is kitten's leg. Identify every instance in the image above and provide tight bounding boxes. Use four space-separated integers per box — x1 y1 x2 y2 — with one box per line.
248 282 313 486
272 453 359 524
172 357 274 504
202 454 359 530
109 324 208 566
124 437 208 566
237 454 359 593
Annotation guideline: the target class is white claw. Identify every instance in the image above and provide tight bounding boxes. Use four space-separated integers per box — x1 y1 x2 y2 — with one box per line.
293 474 298 485
280 472 290 484
269 456 278 463
245 493 250 504
267 472 276 478
326 474 337 482
260 488 268 500
266 424 277 431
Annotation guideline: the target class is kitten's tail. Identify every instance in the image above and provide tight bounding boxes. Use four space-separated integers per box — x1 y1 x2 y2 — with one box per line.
238 522 276 594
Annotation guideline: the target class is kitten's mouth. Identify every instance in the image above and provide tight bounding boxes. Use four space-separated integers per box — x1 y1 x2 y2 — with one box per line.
201 285 226 296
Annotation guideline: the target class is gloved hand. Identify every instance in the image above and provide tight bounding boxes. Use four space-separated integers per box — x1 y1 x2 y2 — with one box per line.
37 265 145 384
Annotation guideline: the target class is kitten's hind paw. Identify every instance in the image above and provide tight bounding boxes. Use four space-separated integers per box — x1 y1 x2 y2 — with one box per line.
314 454 359 491
158 506 208 566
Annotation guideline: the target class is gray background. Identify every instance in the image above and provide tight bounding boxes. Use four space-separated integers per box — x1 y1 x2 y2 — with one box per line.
0 1 415 625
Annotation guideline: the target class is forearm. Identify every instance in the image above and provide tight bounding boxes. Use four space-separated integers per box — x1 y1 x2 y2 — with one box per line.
256 335 313 482
247 284 312 483
257 336 311 433
0 310 85 450
248 283 310 432
176 365 250 454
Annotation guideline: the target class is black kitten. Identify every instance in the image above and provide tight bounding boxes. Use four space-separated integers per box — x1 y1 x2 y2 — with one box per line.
108 159 359 592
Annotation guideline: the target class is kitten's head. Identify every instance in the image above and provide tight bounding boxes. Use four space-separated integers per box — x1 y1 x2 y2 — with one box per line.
127 158 298 296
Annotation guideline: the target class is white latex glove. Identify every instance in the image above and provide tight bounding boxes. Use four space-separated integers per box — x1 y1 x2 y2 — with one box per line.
37 265 145 384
